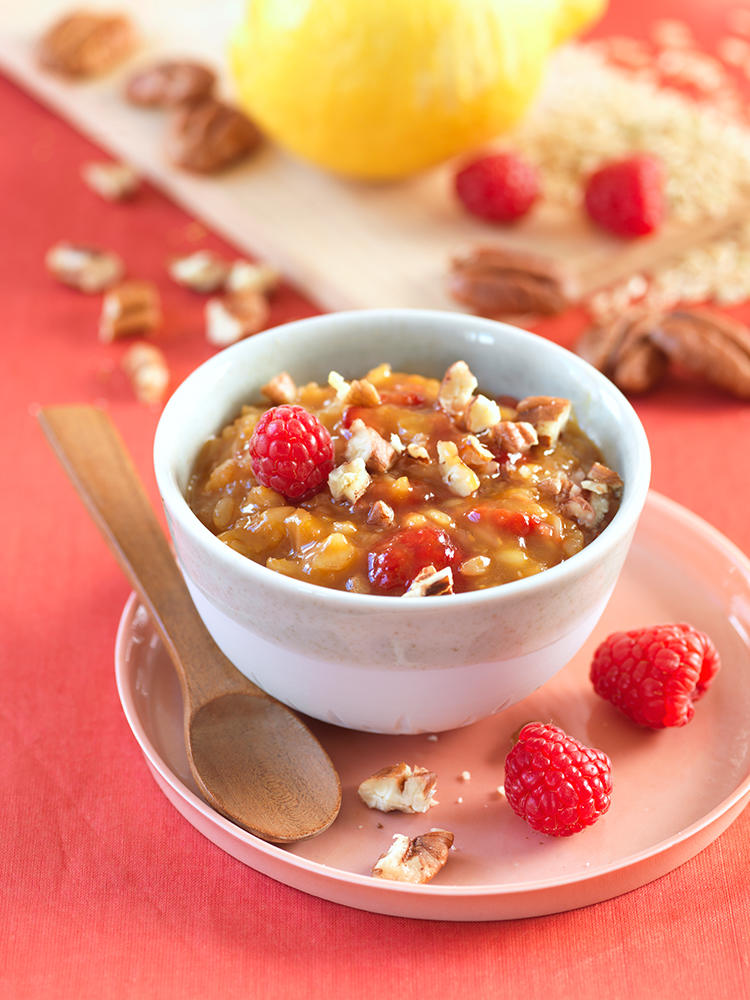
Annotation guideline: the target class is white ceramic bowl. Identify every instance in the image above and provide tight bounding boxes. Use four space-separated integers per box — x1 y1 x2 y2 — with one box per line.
154 309 650 734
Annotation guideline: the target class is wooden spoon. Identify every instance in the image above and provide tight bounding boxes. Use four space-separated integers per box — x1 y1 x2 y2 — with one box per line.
38 405 342 843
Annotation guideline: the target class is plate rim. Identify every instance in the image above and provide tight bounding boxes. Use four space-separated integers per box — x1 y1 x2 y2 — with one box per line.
114 489 750 902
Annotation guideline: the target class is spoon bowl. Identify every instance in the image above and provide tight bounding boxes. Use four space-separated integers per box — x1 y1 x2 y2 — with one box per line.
38 405 341 843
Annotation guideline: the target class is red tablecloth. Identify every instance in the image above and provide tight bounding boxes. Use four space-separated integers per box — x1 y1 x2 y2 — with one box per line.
3 1 750 997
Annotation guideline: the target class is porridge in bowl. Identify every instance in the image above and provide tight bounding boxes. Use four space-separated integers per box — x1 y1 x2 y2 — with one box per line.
187 360 622 597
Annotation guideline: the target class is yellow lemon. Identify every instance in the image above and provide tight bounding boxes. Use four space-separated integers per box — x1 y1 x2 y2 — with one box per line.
230 0 606 179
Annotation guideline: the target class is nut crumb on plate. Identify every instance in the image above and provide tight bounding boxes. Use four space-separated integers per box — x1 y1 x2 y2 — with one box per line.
358 762 438 814
100 281 161 341
81 161 140 201
371 830 454 884
45 242 124 293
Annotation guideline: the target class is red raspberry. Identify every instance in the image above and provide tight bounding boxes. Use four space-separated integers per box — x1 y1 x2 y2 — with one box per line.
455 152 540 223
248 404 334 501
368 526 462 593
590 623 720 728
584 154 664 237
504 723 612 837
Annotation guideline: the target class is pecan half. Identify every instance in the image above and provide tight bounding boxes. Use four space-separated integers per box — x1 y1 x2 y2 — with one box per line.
125 60 215 107
166 98 262 174
651 309 750 399
449 246 577 316
372 830 454 884
576 308 669 394
38 11 137 78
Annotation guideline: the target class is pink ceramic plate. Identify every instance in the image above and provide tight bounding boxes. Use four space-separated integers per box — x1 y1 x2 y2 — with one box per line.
115 491 750 921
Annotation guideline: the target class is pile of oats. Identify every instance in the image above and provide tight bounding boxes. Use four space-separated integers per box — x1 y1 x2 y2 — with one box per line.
511 12 750 317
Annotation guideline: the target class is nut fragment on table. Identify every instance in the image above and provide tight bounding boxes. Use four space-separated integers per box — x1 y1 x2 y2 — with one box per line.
169 250 229 293
205 291 269 346
449 246 577 317
166 97 262 173
125 60 215 107
358 763 438 814
81 161 140 202
403 565 454 597
372 830 454 884
45 242 124 293
225 260 280 296
37 10 137 78
121 342 169 404
100 281 161 341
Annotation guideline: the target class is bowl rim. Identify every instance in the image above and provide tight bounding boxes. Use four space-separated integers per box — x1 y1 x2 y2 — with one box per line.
154 308 651 610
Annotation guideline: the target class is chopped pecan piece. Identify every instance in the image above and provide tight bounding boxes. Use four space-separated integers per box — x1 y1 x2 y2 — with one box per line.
225 261 280 297
327 372 381 406
81 161 140 201
406 440 430 462
460 434 494 467
100 281 161 341
367 500 395 527
449 246 577 316
389 433 405 454
38 11 137 78
464 393 501 433
403 565 454 597
261 371 297 405
346 419 396 472
45 242 124 293
560 494 597 529
121 342 169 404
372 830 454 884
576 308 669 394
581 461 623 495
328 458 371 504
651 309 750 400
492 420 538 454
358 763 438 814
438 361 477 418
437 440 480 497
515 396 571 445
169 250 229 293
205 291 269 346
166 97 262 174
125 60 215 107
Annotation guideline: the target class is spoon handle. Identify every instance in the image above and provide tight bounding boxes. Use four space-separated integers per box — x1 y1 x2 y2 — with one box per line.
38 405 258 709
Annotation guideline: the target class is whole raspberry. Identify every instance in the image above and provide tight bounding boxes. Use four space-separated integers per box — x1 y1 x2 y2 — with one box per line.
248 404 334 500
455 152 540 223
368 525 462 593
584 154 664 237
504 723 612 837
590 623 720 728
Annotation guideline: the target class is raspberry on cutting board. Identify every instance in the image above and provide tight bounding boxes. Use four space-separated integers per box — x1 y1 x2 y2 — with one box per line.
248 404 334 500
590 623 720 728
454 152 540 223
584 153 664 237
503 722 612 837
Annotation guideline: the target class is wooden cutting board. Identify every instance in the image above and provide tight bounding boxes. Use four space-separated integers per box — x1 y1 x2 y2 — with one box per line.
2 0 747 312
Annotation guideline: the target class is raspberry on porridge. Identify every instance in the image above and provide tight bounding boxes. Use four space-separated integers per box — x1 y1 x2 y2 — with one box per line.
186 361 623 596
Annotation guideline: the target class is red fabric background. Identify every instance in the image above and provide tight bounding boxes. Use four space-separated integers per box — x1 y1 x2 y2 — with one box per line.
2 1 750 997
